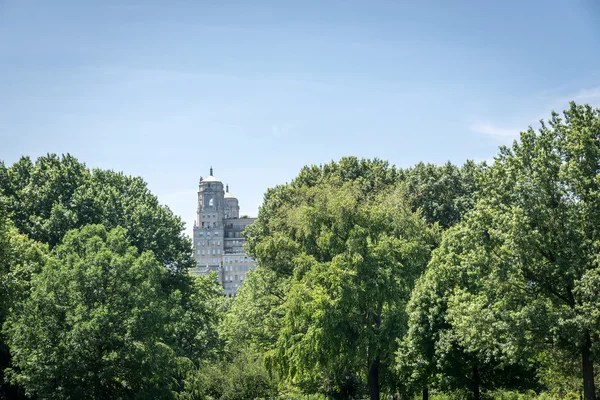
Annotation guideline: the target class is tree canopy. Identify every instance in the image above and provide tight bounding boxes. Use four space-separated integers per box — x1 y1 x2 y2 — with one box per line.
5 225 179 399
238 158 439 400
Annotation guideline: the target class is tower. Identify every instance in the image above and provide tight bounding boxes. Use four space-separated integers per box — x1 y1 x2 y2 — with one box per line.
224 183 240 219
192 167 257 297
193 167 225 280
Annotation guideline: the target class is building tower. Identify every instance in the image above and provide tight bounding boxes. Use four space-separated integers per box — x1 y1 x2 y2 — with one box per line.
193 167 225 282
192 167 257 297
224 184 240 219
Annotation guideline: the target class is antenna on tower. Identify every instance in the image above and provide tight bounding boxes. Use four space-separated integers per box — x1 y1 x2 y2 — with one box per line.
210 166 213 176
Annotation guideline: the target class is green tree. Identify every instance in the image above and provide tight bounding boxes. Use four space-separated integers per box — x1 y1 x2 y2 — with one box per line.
177 347 278 400
405 103 600 400
244 158 437 400
401 161 482 229
398 222 539 400
0 155 224 396
0 154 194 273
0 198 48 399
4 225 180 399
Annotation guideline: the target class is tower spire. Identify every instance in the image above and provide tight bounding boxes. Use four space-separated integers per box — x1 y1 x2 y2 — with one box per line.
226 183 229 192
210 166 213 176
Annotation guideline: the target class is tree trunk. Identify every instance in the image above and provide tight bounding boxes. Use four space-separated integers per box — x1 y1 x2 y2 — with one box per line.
582 333 597 400
368 356 380 400
472 365 480 400
423 386 429 400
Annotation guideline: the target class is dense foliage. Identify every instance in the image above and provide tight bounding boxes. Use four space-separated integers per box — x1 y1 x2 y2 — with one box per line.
0 156 222 399
1 102 600 399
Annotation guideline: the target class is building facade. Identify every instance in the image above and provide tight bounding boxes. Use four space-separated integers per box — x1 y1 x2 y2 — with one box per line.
191 167 256 297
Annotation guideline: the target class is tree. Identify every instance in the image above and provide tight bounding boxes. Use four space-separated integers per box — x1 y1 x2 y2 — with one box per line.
0 154 194 273
405 103 600 400
177 346 278 400
244 158 438 400
4 225 180 399
397 222 539 400
400 161 482 229
0 197 48 399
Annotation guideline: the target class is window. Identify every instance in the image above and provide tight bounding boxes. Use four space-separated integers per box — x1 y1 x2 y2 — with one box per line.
218 241 221 246
213 214 216 218
199 231 204 236
217 249 221 255
212 249 216 255
215 231 219 236
201 250 205 255
196 250 199 255
212 258 216 264
209 198 214 206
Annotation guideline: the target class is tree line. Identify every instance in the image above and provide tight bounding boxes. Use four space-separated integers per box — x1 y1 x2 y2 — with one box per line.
1 102 599 399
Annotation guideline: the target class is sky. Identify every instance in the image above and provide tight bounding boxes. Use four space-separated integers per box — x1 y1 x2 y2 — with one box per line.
1 0 600 238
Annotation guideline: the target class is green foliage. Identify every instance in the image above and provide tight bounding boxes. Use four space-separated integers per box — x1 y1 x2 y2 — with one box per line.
4 225 180 399
0 154 225 398
0 197 48 399
242 158 438 399
401 161 482 229
0 154 194 273
168 274 224 362
400 103 600 399
177 347 277 400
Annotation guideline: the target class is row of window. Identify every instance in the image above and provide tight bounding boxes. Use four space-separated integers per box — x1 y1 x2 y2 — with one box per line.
224 283 239 290
224 274 244 282
224 248 245 254
224 265 252 272
224 223 249 230
224 256 251 263
197 241 221 247
198 230 219 236
197 249 221 255
202 214 217 219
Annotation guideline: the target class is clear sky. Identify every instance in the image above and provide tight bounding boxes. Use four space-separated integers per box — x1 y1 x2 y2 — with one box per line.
1 0 599 238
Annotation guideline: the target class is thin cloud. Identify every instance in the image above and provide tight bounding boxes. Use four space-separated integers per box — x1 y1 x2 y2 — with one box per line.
470 86 600 140
469 122 521 139
570 86 600 105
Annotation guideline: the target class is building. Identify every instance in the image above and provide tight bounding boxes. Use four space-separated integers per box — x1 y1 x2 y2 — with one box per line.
191 167 257 297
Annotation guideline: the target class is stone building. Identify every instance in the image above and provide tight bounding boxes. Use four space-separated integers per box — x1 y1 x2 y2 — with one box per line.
191 167 256 297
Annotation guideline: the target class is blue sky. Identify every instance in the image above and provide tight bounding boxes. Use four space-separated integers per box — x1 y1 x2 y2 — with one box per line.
1 0 599 238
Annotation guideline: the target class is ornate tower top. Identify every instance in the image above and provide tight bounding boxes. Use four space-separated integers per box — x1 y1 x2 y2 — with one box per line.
226 184 229 192
210 166 213 176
